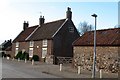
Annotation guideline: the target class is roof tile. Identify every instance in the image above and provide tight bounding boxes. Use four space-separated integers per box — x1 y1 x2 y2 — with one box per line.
73 28 120 46
27 19 66 41
13 25 38 42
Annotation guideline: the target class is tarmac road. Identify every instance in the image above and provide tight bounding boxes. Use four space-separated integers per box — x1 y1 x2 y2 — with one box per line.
2 58 60 78
1 58 118 79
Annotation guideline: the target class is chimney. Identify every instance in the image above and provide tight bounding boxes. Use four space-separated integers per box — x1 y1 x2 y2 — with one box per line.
66 7 72 20
23 21 29 30
10 39 12 43
39 16 45 26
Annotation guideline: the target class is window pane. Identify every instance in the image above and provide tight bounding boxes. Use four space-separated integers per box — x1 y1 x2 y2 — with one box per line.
43 40 47 47
69 27 74 33
16 42 19 47
30 41 34 47
42 48 47 58
29 48 33 57
15 48 18 56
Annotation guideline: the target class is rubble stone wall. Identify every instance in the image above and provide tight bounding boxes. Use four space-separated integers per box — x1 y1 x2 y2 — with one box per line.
73 46 119 73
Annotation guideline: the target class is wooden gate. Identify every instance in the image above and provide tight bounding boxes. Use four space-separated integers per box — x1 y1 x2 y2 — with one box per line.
57 57 73 65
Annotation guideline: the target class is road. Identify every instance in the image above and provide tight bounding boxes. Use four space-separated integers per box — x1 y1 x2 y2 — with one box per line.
2 58 60 78
2 58 118 79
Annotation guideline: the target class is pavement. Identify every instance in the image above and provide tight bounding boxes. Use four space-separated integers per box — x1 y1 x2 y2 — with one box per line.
2 57 118 78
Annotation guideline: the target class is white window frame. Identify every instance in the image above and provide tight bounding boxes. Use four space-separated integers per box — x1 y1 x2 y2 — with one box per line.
16 42 19 47
42 40 47 47
15 48 18 56
42 48 47 58
29 41 34 47
29 48 33 57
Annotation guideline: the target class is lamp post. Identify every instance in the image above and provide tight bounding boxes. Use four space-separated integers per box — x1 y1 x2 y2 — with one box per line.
91 13 97 78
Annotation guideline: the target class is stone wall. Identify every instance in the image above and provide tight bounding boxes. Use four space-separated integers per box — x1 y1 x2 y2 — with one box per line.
73 46 119 73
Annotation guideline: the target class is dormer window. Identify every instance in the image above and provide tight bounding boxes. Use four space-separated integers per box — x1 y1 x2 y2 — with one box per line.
29 41 34 47
16 42 19 47
69 27 74 33
42 40 47 47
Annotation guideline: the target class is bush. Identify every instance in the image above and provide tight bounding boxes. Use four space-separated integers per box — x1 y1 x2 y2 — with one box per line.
32 55 39 61
2 52 6 57
6 54 11 58
15 51 22 59
24 52 29 60
20 52 25 60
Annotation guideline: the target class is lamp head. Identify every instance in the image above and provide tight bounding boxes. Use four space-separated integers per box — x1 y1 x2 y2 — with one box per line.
91 14 97 17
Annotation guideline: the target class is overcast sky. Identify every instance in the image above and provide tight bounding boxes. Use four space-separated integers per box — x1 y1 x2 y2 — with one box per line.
0 0 119 44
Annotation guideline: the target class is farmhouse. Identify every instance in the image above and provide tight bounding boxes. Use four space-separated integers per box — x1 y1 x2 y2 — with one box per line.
11 7 80 64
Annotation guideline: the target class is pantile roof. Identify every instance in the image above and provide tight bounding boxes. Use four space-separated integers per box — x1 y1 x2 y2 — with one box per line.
13 25 38 42
27 19 66 41
73 28 120 46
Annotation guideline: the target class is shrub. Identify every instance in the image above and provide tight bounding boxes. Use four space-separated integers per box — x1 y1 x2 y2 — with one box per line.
32 55 39 61
20 52 25 60
24 52 29 60
15 51 22 59
6 54 11 57
2 52 6 57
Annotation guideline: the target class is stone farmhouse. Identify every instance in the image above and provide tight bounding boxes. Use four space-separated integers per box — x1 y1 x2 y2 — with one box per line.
73 28 120 73
11 7 80 64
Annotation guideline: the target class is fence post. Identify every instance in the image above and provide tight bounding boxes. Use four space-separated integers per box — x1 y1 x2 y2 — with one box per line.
60 64 62 71
32 59 34 65
25 59 27 63
78 66 81 74
100 69 102 78
18 58 20 61
3 56 4 59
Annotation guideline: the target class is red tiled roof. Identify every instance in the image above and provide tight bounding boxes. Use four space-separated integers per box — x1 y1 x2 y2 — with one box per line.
13 25 38 43
73 28 120 46
27 19 66 41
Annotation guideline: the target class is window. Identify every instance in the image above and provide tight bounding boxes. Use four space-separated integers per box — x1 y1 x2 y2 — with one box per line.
42 40 47 47
29 41 34 47
69 27 74 33
15 48 18 56
29 48 33 57
42 48 47 58
16 42 19 47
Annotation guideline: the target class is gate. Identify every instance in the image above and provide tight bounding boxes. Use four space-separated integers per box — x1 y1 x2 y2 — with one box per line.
56 57 73 65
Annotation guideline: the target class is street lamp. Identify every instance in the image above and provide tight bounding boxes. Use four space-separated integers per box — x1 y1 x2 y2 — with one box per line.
91 13 97 78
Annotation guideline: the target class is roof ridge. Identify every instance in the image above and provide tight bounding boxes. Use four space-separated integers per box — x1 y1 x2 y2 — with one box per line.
43 18 66 25
73 28 120 46
26 25 39 29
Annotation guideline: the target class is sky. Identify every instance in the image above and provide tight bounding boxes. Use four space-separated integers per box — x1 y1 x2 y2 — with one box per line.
0 0 119 44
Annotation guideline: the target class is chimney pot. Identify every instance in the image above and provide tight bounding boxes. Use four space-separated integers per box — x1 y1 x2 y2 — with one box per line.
39 16 45 26
23 21 29 30
66 7 72 20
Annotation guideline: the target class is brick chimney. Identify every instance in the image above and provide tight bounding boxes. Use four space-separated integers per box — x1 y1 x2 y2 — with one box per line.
66 7 72 20
23 21 29 31
39 16 45 26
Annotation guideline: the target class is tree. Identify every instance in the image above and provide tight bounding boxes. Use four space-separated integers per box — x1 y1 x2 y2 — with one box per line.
114 24 120 28
78 21 93 36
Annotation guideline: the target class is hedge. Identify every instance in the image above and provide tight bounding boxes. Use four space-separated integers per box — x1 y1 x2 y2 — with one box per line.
2 52 6 57
32 55 39 61
24 52 29 60
15 51 22 59
6 54 11 57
